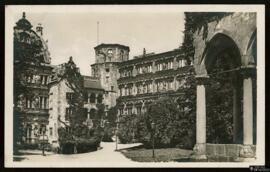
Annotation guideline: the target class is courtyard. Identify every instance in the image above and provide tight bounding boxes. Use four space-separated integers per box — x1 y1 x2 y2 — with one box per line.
13 141 195 166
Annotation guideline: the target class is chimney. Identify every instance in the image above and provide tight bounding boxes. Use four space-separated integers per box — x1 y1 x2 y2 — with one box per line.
36 23 43 36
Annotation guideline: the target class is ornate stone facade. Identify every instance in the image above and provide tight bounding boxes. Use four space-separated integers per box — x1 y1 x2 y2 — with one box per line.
14 13 53 144
116 48 194 116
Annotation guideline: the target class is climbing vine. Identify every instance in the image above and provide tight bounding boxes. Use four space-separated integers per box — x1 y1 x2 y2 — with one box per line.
182 12 233 61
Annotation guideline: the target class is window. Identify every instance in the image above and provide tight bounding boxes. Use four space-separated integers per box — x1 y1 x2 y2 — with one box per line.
66 108 72 120
119 108 124 115
26 75 33 83
168 81 173 90
106 68 110 72
66 92 74 101
108 49 113 55
97 94 103 104
90 93 96 103
127 107 132 115
26 97 33 108
49 127 53 136
120 50 124 61
136 106 142 115
44 97 48 109
179 59 186 68
111 86 114 91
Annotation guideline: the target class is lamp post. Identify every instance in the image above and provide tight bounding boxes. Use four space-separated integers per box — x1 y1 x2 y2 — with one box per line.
115 115 119 151
41 127 46 156
151 122 155 159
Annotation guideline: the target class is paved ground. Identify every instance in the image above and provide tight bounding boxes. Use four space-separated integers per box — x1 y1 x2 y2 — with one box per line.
14 142 140 162
12 142 187 167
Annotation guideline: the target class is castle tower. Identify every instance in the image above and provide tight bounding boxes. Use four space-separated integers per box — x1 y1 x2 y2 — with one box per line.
91 43 130 109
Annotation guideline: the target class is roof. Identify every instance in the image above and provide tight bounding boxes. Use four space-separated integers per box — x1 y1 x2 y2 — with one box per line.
94 43 130 51
14 12 51 64
83 76 104 90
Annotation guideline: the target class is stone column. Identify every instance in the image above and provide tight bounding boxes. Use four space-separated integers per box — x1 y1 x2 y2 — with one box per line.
239 66 256 159
191 76 209 160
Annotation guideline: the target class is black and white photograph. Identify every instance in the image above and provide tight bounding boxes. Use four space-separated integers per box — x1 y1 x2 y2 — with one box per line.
4 5 265 167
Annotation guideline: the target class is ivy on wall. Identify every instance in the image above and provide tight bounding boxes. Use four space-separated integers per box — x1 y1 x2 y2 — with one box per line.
182 12 233 62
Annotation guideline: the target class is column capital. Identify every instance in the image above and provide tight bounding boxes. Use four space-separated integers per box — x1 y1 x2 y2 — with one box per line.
240 65 256 79
195 75 210 85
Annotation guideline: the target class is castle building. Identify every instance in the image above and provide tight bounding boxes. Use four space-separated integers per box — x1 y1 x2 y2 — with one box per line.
47 58 104 146
13 12 53 144
116 48 194 116
90 44 130 110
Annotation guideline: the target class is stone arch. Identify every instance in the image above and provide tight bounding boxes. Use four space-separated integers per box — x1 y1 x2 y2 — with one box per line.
202 33 242 74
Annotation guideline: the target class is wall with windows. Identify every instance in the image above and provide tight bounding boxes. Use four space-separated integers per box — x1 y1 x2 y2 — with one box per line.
116 49 194 117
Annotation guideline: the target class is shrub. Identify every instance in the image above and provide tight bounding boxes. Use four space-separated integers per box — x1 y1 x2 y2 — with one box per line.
76 137 100 153
102 126 114 142
19 143 40 150
58 125 102 154
118 114 137 144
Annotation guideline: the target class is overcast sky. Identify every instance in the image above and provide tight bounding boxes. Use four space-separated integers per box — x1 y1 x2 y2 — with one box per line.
13 9 185 75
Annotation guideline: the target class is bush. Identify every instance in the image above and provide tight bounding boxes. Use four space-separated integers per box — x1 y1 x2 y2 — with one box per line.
18 143 39 150
102 126 114 142
76 137 100 153
58 125 102 154
118 115 137 144
59 137 101 154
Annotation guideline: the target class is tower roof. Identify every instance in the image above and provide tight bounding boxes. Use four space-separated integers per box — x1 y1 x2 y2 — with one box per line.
94 43 130 51
15 12 32 30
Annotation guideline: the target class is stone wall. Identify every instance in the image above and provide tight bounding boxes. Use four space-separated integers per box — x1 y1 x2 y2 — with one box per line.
206 144 256 162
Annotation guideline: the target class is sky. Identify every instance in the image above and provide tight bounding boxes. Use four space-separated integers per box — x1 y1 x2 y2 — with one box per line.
12 8 185 76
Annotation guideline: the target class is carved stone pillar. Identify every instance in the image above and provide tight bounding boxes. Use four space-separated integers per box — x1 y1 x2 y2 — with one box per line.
239 66 256 159
191 75 209 160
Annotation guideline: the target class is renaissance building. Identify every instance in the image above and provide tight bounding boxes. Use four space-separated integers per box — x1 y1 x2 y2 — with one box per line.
116 48 194 116
13 12 53 144
47 57 104 147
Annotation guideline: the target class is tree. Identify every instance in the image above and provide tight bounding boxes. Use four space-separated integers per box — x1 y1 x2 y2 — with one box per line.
57 57 104 153
135 95 196 149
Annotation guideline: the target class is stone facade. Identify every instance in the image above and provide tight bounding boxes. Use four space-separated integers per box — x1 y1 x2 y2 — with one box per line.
117 48 194 116
47 62 104 147
14 12 53 144
91 44 130 109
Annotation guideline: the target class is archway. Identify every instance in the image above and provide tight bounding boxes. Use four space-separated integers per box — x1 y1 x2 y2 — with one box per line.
203 34 243 144
192 33 257 161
